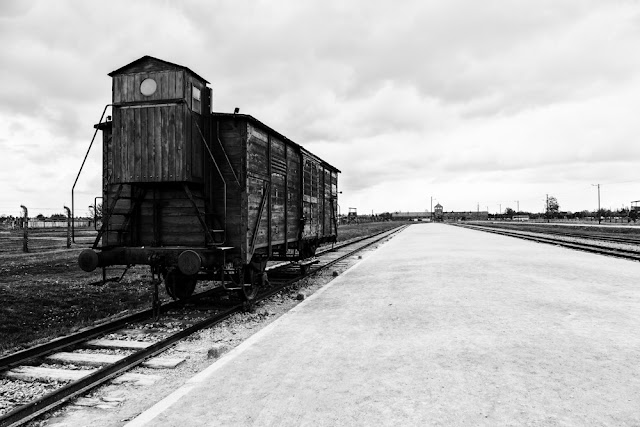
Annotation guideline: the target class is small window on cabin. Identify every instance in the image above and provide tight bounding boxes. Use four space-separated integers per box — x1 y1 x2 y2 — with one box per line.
192 85 201 114
140 78 157 96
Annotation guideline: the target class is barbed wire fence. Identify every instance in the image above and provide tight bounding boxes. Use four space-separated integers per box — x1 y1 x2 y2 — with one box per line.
0 205 97 255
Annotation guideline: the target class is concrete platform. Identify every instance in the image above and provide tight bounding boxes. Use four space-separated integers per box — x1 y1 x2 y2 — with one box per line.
127 224 640 426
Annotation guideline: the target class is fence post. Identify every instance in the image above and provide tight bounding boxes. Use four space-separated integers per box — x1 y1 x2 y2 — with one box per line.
64 206 71 248
20 205 28 253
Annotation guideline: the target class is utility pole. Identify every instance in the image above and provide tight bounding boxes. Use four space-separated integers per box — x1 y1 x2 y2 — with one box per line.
20 205 28 253
546 194 549 213
545 194 549 222
592 184 601 223
430 196 433 221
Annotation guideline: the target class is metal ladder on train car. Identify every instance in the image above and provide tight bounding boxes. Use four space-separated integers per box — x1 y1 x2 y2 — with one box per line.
193 121 243 247
182 183 225 246
92 184 147 249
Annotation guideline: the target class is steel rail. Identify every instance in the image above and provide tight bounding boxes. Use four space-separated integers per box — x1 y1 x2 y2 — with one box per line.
267 225 408 291
317 224 408 256
454 224 640 262
0 290 218 372
537 230 640 245
475 224 640 245
0 305 240 427
0 225 408 427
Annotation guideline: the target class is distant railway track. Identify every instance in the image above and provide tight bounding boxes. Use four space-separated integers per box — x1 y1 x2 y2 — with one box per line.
473 222 640 245
518 228 640 246
454 223 640 262
0 225 407 427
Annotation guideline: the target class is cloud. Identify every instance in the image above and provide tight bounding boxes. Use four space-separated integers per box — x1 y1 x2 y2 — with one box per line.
1 0 640 215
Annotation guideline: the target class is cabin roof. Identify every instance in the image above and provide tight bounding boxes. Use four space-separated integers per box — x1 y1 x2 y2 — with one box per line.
108 55 209 83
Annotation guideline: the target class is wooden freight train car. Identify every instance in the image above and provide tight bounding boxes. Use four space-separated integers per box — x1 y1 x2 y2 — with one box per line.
79 56 340 301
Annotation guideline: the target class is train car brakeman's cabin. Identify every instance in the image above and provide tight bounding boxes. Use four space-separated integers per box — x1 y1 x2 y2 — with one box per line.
79 56 340 301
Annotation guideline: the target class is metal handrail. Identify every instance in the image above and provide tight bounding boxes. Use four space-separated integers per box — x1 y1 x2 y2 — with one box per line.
71 104 112 242
214 121 240 187
195 121 228 245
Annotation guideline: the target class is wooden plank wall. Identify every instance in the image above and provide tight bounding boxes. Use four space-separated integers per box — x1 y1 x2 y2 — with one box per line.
323 168 331 235
212 119 246 255
113 71 185 104
112 105 183 182
246 125 270 250
301 156 338 240
302 156 320 238
269 136 287 244
102 125 113 200
103 184 206 247
245 123 303 256
330 171 338 233
103 183 131 247
286 145 300 242
111 104 205 183
101 125 114 247
137 187 205 246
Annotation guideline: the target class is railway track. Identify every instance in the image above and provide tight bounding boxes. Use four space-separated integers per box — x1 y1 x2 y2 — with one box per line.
525 229 640 246
454 223 640 262
474 223 640 246
0 225 407 427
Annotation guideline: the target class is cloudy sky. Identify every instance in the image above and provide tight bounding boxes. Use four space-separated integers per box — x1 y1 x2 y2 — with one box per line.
1 0 639 218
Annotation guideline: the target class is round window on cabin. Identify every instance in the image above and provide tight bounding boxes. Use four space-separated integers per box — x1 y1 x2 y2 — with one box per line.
140 78 157 96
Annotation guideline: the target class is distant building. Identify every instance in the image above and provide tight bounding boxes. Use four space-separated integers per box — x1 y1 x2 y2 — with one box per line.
434 203 488 222
392 211 432 221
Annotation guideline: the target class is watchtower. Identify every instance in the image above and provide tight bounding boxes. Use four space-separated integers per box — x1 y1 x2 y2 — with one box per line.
434 203 443 221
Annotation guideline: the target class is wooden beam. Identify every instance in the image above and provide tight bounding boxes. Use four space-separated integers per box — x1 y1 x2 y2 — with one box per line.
45 352 185 369
84 339 153 350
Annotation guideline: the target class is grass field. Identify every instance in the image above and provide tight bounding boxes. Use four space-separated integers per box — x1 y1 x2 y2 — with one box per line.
0 221 407 355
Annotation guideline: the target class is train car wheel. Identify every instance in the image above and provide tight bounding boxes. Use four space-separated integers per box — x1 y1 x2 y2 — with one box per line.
164 270 197 300
241 267 260 301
